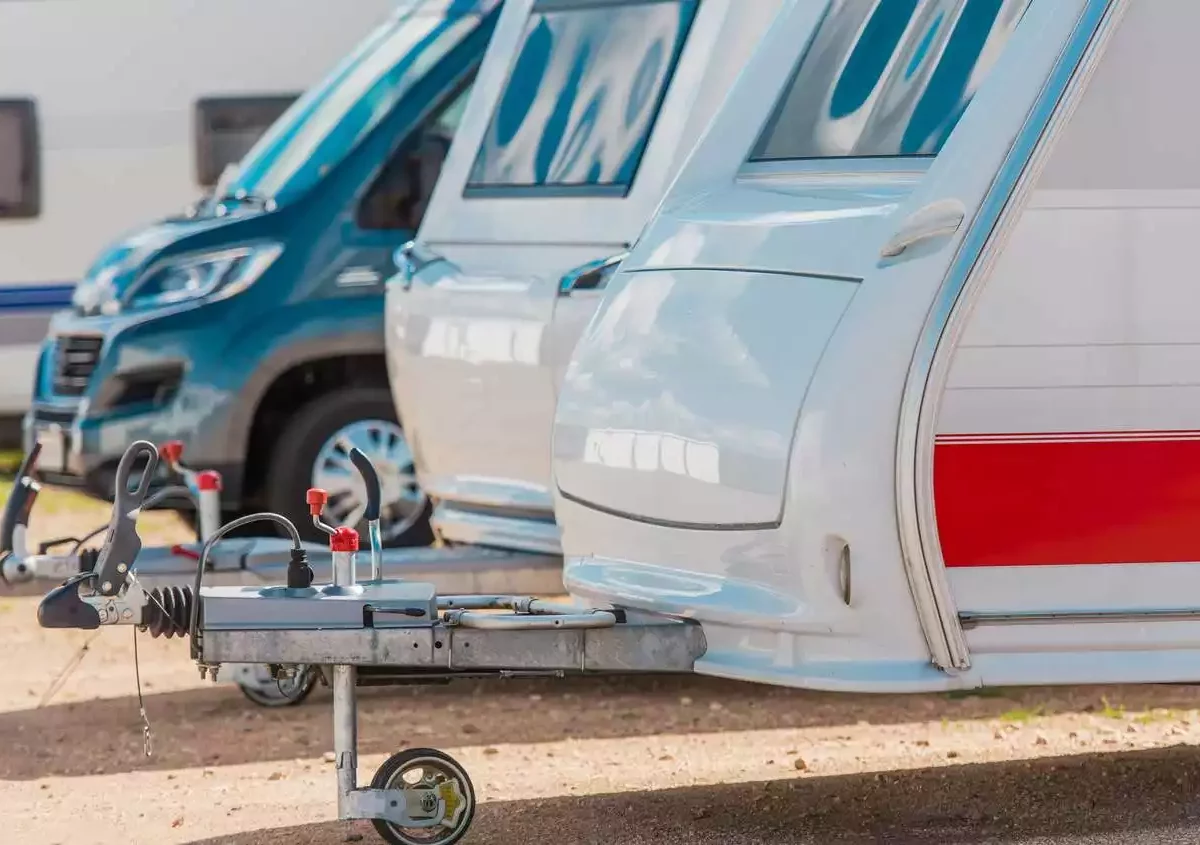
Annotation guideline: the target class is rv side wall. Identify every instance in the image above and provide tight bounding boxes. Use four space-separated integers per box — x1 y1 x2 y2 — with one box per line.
935 0 1200 612
0 0 399 416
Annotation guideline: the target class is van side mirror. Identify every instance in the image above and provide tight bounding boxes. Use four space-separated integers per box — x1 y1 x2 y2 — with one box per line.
558 252 628 296
391 241 446 292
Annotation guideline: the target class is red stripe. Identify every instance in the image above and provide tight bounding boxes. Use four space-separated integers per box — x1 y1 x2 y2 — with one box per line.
934 434 1200 567
937 429 1200 444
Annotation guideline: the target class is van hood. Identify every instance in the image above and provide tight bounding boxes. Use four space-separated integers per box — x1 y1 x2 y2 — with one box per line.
70 213 255 316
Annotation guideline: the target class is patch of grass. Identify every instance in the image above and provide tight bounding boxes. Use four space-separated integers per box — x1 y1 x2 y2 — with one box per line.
1099 696 1126 719
0 478 107 516
999 705 1046 723
0 449 21 477
1133 708 1179 725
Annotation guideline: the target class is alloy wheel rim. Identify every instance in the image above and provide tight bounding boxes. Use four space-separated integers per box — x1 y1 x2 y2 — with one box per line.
311 419 423 543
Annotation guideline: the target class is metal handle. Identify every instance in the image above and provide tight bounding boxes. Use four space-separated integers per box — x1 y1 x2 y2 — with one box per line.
349 448 381 522
14 441 42 484
879 199 966 259
91 440 159 596
0 443 41 554
113 440 159 514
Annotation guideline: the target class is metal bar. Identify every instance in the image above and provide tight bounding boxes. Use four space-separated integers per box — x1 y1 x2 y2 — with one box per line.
960 607 1200 628
333 663 358 818
197 485 222 543
368 521 382 582
333 550 355 588
443 608 617 629
439 595 525 610
201 618 705 673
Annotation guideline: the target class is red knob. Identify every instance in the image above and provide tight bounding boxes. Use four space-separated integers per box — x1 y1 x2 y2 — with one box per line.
196 470 222 492
160 441 184 464
306 488 328 516
330 526 359 553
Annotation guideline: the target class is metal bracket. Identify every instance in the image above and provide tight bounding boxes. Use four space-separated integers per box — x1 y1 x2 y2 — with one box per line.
343 786 454 827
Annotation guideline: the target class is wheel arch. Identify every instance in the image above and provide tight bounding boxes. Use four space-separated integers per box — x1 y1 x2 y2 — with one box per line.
230 331 392 509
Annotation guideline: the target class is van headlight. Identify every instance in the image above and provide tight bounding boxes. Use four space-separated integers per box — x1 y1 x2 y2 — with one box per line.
121 243 283 312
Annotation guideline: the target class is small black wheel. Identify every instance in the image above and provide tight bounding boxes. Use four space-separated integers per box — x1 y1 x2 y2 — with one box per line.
370 748 476 845
237 665 319 707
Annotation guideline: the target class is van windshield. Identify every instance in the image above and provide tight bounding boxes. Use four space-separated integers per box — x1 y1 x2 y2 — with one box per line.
218 1 489 206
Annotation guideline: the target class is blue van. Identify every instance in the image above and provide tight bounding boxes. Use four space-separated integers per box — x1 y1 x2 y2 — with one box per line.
22 0 502 546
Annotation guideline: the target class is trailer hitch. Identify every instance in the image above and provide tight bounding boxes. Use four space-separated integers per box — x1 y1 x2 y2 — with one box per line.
33 437 705 845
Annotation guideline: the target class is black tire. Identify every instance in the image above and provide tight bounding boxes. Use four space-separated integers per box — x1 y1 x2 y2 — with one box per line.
370 748 476 845
262 387 433 548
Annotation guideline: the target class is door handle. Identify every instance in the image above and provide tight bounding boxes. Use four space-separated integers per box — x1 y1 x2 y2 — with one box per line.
879 199 966 259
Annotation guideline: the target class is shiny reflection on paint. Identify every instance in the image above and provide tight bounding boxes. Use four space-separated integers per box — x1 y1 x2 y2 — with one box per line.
469 0 698 189
228 0 495 202
583 428 721 484
419 316 544 365
567 558 803 618
555 266 859 526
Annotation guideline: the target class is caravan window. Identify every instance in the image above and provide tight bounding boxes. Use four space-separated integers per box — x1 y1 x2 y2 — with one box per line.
195 96 300 187
0 99 39 218
751 0 1030 162
466 0 698 197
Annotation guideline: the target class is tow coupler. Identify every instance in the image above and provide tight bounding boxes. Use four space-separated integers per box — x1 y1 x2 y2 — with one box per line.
36 440 705 845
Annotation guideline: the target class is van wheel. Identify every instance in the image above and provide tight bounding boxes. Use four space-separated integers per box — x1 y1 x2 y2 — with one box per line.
262 387 433 548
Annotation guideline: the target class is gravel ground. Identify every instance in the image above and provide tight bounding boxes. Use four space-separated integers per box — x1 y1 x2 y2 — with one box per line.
7 499 1200 844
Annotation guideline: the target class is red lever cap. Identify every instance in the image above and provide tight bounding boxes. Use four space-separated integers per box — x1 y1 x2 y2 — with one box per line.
330 526 359 553
160 441 184 463
306 488 328 516
196 470 222 492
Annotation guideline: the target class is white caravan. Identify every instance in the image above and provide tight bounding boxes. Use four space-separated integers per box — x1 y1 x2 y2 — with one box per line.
551 0 1200 691
0 0 402 416
384 0 783 555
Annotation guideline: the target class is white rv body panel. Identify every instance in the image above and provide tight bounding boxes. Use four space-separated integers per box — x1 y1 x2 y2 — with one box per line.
385 0 785 554
550 0 1197 692
0 0 403 415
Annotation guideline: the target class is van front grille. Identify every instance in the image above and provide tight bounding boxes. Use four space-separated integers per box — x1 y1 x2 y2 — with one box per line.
52 335 103 396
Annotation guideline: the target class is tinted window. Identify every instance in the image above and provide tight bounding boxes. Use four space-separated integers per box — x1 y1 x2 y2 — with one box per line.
194 96 299 187
467 0 698 195
0 99 39 218
752 0 1030 162
358 83 473 231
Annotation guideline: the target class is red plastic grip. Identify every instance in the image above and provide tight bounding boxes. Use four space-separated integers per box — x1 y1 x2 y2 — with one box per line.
330 526 359 553
160 440 184 464
196 470 222 492
306 488 328 516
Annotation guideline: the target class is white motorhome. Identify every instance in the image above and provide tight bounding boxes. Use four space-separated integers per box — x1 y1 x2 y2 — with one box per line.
384 0 783 555
0 0 402 417
551 0 1200 691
